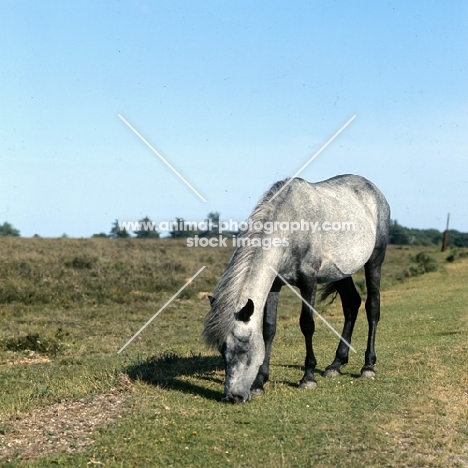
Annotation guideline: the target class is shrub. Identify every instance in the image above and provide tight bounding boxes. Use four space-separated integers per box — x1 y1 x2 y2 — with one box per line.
446 248 468 263
2 333 61 356
396 251 439 280
411 251 439 273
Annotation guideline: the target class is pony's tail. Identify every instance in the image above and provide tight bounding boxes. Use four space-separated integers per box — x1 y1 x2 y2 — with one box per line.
319 282 338 304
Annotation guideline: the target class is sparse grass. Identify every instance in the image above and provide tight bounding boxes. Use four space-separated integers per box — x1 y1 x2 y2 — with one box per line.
0 239 467 466
0 238 225 306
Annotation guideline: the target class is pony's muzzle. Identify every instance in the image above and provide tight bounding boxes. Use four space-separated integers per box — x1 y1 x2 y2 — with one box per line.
222 393 250 404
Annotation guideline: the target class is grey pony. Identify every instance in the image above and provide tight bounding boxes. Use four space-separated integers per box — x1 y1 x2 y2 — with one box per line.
203 174 390 403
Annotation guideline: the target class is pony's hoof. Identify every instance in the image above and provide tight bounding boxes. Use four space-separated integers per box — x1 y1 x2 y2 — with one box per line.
360 369 376 378
250 388 265 398
323 368 340 378
299 380 317 390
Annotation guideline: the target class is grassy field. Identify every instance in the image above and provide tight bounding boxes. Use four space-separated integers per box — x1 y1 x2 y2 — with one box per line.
0 238 467 467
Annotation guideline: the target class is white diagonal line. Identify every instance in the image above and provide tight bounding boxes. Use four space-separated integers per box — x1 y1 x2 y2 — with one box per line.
118 114 207 203
269 115 356 202
117 266 206 354
269 266 356 353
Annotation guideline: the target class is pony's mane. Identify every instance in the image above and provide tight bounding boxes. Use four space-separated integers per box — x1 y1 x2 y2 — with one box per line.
203 178 293 349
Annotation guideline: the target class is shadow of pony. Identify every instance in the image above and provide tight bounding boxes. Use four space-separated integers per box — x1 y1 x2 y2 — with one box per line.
124 352 224 401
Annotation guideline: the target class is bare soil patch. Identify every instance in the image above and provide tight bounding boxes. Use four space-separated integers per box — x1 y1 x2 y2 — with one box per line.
0 351 52 368
0 375 132 462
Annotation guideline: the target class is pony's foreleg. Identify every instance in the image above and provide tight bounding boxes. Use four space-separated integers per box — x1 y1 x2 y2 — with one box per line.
361 253 384 378
250 291 279 397
323 277 361 377
298 280 318 389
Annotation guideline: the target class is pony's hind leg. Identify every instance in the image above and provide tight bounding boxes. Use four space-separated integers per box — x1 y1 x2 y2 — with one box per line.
361 251 384 378
323 277 361 377
298 278 318 389
250 290 279 397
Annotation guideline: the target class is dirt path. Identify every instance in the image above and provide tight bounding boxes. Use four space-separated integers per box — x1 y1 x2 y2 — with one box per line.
0 376 131 462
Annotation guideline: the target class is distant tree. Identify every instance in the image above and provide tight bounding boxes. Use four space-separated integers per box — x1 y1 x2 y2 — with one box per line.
92 232 109 238
207 211 220 222
0 222 20 237
448 230 468 248
135 216 160 239
170 217 197 238
207 211 220 235
109 220 130 238
388 220 410 245
387 221 465 247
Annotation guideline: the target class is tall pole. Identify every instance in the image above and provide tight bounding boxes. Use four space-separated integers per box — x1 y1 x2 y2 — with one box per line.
441 213 450 252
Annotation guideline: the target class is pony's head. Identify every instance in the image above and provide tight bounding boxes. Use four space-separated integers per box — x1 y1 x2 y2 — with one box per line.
208 297 265 403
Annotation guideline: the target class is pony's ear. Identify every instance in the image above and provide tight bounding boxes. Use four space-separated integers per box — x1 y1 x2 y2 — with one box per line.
208 295 215 305
237 299 255 322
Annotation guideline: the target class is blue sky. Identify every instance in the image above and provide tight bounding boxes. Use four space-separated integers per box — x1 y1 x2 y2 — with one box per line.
1 1 467 237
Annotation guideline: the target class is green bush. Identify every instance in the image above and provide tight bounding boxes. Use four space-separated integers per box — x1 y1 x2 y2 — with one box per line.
411 251 439 273
2 333 61 356
446 248 468 263
396 251 439 280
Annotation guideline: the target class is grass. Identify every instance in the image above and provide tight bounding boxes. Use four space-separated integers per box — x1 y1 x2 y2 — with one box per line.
0 239 467 466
